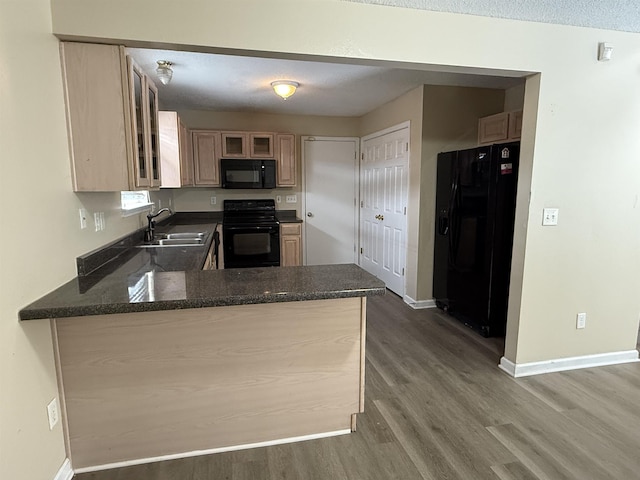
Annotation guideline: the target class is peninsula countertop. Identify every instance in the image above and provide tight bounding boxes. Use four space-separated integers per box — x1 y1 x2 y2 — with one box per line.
20 264 385 320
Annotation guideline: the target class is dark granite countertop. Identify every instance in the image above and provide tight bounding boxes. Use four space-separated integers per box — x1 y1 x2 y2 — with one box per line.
19 212 383 321
20 264 385 320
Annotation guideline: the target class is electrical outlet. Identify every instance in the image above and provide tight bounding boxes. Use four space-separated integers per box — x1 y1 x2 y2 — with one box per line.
276 195 282 204
79 208 87 229
576 312 586 329
542 208 559 226
94 212 101 232
47 398 59 430
99 212 105 231
285 195 297 203
210 196 217 205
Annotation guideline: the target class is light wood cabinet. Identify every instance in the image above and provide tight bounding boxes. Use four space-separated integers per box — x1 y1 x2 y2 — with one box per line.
159 111 193 187
192 130 222 186
249 133 275 157
275 134 296 186
478 110 522 145
60 42 161 191
221 132 247 158
280 223 302 267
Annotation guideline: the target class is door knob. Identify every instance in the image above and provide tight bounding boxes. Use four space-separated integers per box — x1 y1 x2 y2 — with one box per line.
375 214 384 221
307 212 313 217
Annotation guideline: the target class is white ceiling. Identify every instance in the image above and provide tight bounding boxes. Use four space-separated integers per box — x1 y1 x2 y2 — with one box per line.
127 48 528 117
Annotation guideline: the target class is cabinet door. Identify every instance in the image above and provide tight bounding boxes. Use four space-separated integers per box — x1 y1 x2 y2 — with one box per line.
249 133 274 158
159 111 180 188
127 58 151 188
478 112 509 145
179 120 194 186
280 223 302 267
192 130 221 186
146 79 162 188
60 42 131 192
508 110 523 140
275 134 296 186
221 132 247 158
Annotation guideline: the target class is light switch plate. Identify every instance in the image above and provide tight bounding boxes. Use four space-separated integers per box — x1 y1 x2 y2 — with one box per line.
285 195 297 203
542 208 559 226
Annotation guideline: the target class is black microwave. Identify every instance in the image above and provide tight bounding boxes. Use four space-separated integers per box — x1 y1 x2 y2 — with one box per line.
220 159 276 189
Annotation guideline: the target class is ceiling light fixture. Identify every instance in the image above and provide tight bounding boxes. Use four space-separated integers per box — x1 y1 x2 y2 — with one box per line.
271 80 299 100
156 60 173 85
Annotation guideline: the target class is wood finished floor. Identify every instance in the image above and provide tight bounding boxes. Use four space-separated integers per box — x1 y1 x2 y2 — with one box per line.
75 292 640 480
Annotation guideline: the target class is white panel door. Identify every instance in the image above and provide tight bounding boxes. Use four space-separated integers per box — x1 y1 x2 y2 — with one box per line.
359 124 409 296
303 137 358 265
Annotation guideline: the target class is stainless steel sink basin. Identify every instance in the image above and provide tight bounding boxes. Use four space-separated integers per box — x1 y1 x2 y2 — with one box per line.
137 232 209 248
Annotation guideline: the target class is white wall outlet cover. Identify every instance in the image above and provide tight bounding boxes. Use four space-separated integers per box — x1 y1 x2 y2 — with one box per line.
542 208 559 226
276 195 282 203
47 398 59 430
577 312 587 329
210 196 217 205
285 195 297 203
79 208 87 229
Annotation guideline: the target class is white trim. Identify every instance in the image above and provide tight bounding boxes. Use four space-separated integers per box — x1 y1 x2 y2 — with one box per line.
74 429 351 474
499 350 639 377
53 458 73 480
403 295 436 309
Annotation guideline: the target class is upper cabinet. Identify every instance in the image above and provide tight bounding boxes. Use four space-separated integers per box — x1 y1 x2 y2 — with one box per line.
159 111 193 188
221 132 275 159
60 42 161 192
192 130 222 186
275 134 296 187
221 132 247 158
478 110 523 145
249 133 275 158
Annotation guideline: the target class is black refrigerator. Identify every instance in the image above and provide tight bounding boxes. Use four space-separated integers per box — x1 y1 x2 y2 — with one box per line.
433 142 519 337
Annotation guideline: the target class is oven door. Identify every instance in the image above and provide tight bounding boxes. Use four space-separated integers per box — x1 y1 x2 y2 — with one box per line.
223 224 280 268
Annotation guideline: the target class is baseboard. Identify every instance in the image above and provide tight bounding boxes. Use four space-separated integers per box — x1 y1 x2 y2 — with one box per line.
53 459 73 480
74 429 351 474
403 295 436 309
499 349 639 378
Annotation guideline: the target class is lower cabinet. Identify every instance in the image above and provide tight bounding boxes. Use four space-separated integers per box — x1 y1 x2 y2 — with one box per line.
280 223 302 267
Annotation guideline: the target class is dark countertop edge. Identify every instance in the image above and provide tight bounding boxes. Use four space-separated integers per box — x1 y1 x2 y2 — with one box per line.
20 287 386 320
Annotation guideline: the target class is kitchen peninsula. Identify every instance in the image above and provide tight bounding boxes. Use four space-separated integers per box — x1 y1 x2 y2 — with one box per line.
19 221 385 472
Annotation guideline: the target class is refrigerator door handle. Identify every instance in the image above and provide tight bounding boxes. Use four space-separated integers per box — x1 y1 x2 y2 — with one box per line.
438 210 449 235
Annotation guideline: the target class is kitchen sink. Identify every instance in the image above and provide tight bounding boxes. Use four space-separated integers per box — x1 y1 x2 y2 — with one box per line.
137 232 209 248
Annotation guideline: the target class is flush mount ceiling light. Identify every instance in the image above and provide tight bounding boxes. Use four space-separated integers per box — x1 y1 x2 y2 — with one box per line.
271 80 299 100
156 60 173 85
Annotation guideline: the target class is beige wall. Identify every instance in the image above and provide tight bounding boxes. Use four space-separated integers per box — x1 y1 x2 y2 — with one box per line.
4 1 640 478
0 2 170 479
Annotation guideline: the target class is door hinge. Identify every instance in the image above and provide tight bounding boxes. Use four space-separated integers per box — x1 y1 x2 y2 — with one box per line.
361 153 364 160
404 206 406 215
360 200 364 208
360 247 363 254
406 142 409 151
402 268 405 276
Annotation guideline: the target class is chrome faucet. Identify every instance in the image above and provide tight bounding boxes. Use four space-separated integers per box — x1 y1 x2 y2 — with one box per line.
145 208 172 242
